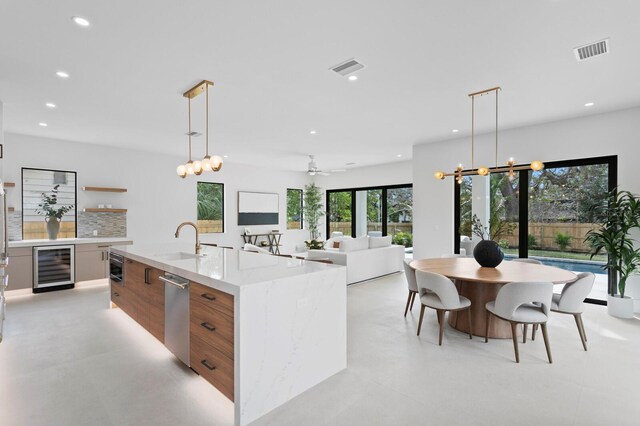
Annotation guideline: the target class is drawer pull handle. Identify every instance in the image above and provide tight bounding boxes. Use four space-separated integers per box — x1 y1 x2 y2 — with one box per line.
144 268 151 285
201 293 216 301
201 322 216 332
201 359 216 371
113 292 120 297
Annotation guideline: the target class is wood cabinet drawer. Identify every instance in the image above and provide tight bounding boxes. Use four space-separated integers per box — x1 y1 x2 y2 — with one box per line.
111 284 132 315
124 258 146 295
190 282 234 318
191 335 234 401
190 298 234 359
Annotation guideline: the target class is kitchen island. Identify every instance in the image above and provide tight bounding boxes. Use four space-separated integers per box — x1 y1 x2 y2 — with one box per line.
110 243 347 426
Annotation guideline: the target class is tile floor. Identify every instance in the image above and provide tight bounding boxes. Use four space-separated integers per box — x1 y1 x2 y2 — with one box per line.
1 275 639 426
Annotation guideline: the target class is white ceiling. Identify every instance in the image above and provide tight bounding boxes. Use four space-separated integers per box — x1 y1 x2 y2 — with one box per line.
1 0 639 172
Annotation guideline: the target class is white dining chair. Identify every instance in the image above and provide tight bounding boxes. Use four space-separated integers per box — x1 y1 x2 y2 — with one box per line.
415 270 472 345
403 259 419 317
485 281 553 363
531 272 595 351
511 258 542 264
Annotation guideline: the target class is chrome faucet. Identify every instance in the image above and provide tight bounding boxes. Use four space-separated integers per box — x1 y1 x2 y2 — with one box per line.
175 222 201 255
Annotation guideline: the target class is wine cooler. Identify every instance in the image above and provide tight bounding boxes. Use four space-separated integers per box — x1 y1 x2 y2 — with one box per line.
33 245 75 293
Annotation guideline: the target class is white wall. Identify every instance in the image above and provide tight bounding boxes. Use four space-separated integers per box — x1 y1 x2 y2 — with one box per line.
4 133 311 251
315 160 412 190
412 106 640 259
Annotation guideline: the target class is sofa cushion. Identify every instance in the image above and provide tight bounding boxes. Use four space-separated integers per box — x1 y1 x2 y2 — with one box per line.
340 236 369 252
369 236 392 249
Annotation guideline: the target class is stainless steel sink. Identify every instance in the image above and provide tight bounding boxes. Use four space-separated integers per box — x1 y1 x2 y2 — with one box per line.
155 252 204 261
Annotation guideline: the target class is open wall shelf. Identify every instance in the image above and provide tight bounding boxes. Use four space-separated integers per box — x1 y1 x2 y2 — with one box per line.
82 186 127 193
4 182 15 188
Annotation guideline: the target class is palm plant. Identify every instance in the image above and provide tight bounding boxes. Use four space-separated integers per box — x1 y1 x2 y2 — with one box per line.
584 189 640 298
303 183 324 240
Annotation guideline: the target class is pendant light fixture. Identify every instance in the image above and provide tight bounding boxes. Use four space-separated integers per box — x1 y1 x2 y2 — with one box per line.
434 86 544 183
177 80 223 178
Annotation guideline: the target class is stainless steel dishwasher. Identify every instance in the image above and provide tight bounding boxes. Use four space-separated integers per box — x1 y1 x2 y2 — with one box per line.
160 272 190 366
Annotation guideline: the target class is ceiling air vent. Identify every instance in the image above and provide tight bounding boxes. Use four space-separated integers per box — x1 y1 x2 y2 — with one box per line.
574 38 610 62
330 58 365 76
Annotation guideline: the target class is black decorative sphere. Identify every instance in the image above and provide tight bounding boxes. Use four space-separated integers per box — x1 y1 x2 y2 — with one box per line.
473 240 504 268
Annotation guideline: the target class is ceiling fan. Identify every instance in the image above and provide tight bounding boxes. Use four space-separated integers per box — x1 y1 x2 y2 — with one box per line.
306 155 346 176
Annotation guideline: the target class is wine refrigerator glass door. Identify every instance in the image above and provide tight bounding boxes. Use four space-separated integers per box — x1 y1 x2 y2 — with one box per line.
33 245 75 290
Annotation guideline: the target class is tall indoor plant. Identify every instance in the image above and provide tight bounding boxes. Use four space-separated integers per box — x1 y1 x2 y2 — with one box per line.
36 184 74 240
585 189 640 318
303 183 325 248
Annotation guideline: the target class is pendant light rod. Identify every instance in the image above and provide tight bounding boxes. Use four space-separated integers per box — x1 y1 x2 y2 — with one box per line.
495 88 499 168
205 82 209 156
434 86 544 182
471 95 475 170
188 97 192 161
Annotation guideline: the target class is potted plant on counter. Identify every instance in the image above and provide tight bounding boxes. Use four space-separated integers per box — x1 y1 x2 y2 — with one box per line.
585 189 640 318
303 183 325 250
35 184 74 240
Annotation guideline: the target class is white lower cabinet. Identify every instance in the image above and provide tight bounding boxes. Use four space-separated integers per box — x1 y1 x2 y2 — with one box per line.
75 244 111 282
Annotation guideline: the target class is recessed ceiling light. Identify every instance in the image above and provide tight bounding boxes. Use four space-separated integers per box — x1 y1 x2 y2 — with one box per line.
584 102 595 107
72 16 90 27
39 122 48 127
309 130 317 135
396 154 402 158
348 75 358 81
56 71 70 78
223 155 229 158
452 129 459 133
45 103 56 108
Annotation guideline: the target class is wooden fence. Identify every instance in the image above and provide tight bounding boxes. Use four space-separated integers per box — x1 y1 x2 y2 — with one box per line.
23 221 77 240
500 222 599 252
197 220 223 233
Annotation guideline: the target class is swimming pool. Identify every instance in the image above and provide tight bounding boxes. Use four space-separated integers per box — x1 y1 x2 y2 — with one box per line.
505 255 606 275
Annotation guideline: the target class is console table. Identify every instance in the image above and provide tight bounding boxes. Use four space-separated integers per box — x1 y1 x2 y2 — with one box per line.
242 232 283 255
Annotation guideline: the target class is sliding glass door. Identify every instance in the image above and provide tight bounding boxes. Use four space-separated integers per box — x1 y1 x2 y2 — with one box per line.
328 191 353 237
327 184 413 248
387 187 413 248
527 162 611 301
455 156 616 304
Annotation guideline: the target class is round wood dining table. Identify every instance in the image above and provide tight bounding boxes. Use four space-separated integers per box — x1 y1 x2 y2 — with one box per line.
409 257 577 338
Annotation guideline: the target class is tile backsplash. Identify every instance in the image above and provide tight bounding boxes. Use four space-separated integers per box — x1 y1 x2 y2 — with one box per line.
77 212 126 238
7 211 126 241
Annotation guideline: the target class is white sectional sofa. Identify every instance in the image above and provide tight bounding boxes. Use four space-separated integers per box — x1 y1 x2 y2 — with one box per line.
307 235 405 284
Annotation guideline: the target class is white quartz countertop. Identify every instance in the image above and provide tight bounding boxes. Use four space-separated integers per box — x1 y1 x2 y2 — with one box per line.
9 237 132 248
111 243 343 295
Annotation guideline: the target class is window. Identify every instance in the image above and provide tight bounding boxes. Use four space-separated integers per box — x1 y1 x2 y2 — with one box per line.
286 189 303 229
326 184 413 247
455 156 617 304
197 182 224 233
22 168 77 239
328 191 353 237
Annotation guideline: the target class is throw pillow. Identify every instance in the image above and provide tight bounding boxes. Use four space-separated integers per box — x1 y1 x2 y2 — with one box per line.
369 235 392 249
340 236 369 252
